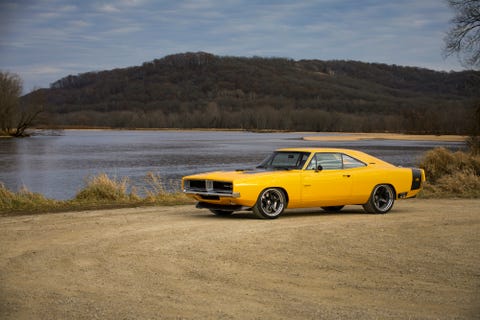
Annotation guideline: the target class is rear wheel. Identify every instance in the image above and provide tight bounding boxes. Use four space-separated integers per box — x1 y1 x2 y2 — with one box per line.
253 188 286 219
363 184 395 214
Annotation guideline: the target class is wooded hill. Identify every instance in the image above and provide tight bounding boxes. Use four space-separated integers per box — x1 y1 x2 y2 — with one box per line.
28 52 480 133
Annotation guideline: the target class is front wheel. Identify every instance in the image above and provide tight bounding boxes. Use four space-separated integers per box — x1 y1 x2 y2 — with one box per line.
253 188 286 219
363 184 395 214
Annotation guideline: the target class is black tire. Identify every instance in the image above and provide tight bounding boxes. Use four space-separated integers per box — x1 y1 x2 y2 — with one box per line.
252 188 286 219
363 184 395 214
321 206 344 212
209 209 233 217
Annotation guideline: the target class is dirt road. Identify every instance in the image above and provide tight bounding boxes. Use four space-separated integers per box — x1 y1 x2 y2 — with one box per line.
1 199 479 319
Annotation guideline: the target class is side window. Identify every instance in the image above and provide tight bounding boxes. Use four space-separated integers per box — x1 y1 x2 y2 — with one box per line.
342 154 366 169
307 153 343 170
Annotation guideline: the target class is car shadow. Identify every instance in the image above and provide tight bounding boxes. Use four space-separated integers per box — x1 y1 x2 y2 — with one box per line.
190 206 391 220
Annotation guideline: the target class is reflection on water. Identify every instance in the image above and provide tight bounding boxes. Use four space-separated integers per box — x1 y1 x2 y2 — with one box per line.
0 130 465 200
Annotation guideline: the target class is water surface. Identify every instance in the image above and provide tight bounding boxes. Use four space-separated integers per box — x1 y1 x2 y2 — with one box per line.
0 130 465 200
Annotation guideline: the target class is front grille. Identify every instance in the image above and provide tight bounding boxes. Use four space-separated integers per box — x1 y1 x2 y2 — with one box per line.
189 180 206 190
184 180 233 194
213 181 233 192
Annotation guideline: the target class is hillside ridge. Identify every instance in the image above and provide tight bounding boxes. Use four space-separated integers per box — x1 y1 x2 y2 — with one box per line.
29 52 480 133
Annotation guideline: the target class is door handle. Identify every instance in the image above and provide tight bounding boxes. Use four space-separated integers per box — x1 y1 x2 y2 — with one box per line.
343 174 351 178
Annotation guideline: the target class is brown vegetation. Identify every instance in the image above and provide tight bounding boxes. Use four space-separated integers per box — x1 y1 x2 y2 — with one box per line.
420 147 480 198
0 173 191 215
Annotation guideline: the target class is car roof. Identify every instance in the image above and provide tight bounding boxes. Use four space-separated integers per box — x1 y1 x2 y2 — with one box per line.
277 147 369 159
277 147 361 154
276 148 393 166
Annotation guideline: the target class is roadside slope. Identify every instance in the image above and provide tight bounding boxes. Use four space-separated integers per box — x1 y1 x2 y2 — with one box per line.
1 199 479 319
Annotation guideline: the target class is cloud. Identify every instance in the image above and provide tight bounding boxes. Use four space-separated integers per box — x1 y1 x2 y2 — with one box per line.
26 66 65 75
97 4 120 13
102 25 143 35
120 0 150 7
0 0 466 93
69 20 91 28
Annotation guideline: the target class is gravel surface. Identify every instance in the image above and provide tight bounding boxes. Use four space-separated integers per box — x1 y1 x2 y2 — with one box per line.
1 199 479 319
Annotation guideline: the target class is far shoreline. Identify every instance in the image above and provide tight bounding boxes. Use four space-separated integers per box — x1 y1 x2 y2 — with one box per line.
30 127 468 142
302 132 467 142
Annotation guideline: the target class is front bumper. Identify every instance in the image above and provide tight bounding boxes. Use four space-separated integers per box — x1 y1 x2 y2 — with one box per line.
183 190 240 198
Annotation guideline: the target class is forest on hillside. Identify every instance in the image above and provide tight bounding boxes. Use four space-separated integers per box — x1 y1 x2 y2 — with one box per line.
28 52 480 134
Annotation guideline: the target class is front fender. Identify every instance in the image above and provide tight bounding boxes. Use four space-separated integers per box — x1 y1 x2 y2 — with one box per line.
234 171 302 208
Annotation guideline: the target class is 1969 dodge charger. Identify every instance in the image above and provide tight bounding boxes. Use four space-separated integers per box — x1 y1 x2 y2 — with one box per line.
182 148 425 219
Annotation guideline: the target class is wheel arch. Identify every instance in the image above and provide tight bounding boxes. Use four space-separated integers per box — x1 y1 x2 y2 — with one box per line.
385 183 397 199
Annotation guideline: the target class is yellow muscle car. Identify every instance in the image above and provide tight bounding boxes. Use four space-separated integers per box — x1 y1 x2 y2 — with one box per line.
182 148 425 219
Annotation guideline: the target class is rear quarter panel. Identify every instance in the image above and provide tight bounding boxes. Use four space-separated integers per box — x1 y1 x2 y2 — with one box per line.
351 166 415 203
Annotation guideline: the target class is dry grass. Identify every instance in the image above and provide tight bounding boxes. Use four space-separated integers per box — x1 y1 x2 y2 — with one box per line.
0 173 192 215
419 147 480 198
74 173 139 202
0 183 60 212
143 172 188 205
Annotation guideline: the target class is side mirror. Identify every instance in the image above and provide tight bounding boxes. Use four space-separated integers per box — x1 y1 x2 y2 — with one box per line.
315 164 323 172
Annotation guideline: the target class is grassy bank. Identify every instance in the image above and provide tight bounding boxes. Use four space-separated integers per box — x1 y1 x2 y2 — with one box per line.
0 173 192 216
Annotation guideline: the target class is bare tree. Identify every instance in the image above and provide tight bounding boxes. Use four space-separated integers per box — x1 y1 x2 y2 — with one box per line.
0 71 22 135
0 71 42 137
444 0 480 69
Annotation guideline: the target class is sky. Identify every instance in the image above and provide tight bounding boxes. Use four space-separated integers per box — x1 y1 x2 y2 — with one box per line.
0 0 464 93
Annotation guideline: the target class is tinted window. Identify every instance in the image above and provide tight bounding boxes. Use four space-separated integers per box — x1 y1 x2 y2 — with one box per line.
307 153 342 170
342 154 366 168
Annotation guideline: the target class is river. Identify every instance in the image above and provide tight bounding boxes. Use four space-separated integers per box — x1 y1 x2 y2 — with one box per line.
0 130 465 200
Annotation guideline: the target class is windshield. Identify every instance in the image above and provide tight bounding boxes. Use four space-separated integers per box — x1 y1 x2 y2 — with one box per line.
257 151 310 170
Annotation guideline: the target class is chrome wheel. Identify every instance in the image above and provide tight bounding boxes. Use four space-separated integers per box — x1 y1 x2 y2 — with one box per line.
253 188 286 219
363 184 395 214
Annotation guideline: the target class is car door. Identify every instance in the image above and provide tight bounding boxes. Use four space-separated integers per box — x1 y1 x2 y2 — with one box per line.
300 153 357 206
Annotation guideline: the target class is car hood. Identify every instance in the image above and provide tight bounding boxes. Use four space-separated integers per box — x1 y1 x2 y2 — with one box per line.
183 169 294 182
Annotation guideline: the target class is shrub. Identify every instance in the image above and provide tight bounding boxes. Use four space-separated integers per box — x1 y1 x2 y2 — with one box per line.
466 136 480 155
74 173 138 202
420 148 480 198
420 147 480 183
